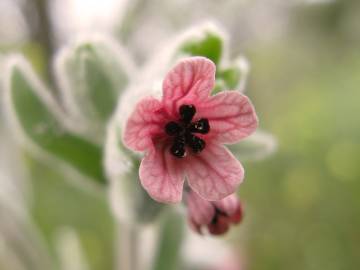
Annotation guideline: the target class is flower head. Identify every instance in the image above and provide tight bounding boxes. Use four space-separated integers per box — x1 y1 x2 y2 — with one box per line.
186 191 243 235
123 57 258 203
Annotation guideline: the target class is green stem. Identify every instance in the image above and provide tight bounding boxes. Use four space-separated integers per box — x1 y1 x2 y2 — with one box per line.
25 0 54 83
151 209 185 270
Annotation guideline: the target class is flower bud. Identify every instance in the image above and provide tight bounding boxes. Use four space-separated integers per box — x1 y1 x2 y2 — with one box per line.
186 191 243 236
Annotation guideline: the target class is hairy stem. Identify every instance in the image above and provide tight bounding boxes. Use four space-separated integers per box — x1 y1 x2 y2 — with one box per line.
23 0 54 83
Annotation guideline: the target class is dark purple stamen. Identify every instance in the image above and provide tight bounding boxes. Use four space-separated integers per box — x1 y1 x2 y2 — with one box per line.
185 133 206 153
165 121 183 136
170 136 186 158
189 118 210 134
179 104 196 123
165 104 210 158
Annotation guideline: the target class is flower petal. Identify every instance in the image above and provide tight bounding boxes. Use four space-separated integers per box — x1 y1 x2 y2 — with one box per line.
187 191 215 226
198 91 258 144
139 144 185 203
123 97 166 152
162 57 215 116
185 143 244 201
188 217 202 234
229 205 243 224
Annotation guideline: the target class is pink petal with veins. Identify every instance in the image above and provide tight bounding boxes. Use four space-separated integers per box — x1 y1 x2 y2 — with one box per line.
185 143 244 201
162 57 215 116
197 91 258 144
139 143 185 203
123 97 166 152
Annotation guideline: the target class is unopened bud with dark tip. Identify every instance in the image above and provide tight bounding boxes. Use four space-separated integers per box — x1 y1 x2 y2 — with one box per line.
179 104 196 123
208 215 230 235
229 205 243 224
186 191 244 236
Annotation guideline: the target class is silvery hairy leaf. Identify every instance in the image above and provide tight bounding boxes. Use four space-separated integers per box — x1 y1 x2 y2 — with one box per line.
3 56 105 184
54 35 136 141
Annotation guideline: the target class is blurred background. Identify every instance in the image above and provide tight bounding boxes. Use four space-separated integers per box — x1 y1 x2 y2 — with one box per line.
0 0 360 269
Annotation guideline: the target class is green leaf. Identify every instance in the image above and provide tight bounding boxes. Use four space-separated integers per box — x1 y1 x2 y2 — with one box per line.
5 58 106 184
218 66 242 89
175 25 249 94
55 37 135 137
26 154 115 270
217 57 250 91
180 31 223 65
152 209 185 270
229 130 277 161
213 78 227 94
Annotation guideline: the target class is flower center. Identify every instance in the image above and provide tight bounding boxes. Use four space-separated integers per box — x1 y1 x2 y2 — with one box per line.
164 104 210 158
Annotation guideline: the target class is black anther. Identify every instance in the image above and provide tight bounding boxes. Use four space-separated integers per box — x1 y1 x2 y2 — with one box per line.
164 104 209 158
179 104 196 123
165 121 182 136
186 134 206 153
170 136 186 158
189 118 210 134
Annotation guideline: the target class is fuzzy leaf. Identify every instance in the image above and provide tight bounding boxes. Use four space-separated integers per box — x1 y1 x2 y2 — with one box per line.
4 57 106 184
55 36 135 138
180 31 223 65
229 130 277 161
219 66 242 89
218 56 250 92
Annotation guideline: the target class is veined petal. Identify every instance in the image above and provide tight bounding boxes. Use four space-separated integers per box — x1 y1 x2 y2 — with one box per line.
123 97 166 152
162 57 215 116
197 91 258 144
139 144 185 203
185 143 244 201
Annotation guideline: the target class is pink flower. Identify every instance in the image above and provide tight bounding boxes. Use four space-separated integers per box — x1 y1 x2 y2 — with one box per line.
123 57 258 203
186 191 243 235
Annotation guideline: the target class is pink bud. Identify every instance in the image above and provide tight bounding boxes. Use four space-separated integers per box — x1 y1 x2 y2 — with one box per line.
208 215 230 235
186 191 243 236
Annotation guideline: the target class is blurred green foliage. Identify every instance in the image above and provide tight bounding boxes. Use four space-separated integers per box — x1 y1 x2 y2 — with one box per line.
9 67 106 183
238 6 360 269
26 154 114 270
181 32 223 65
152 210 185 270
